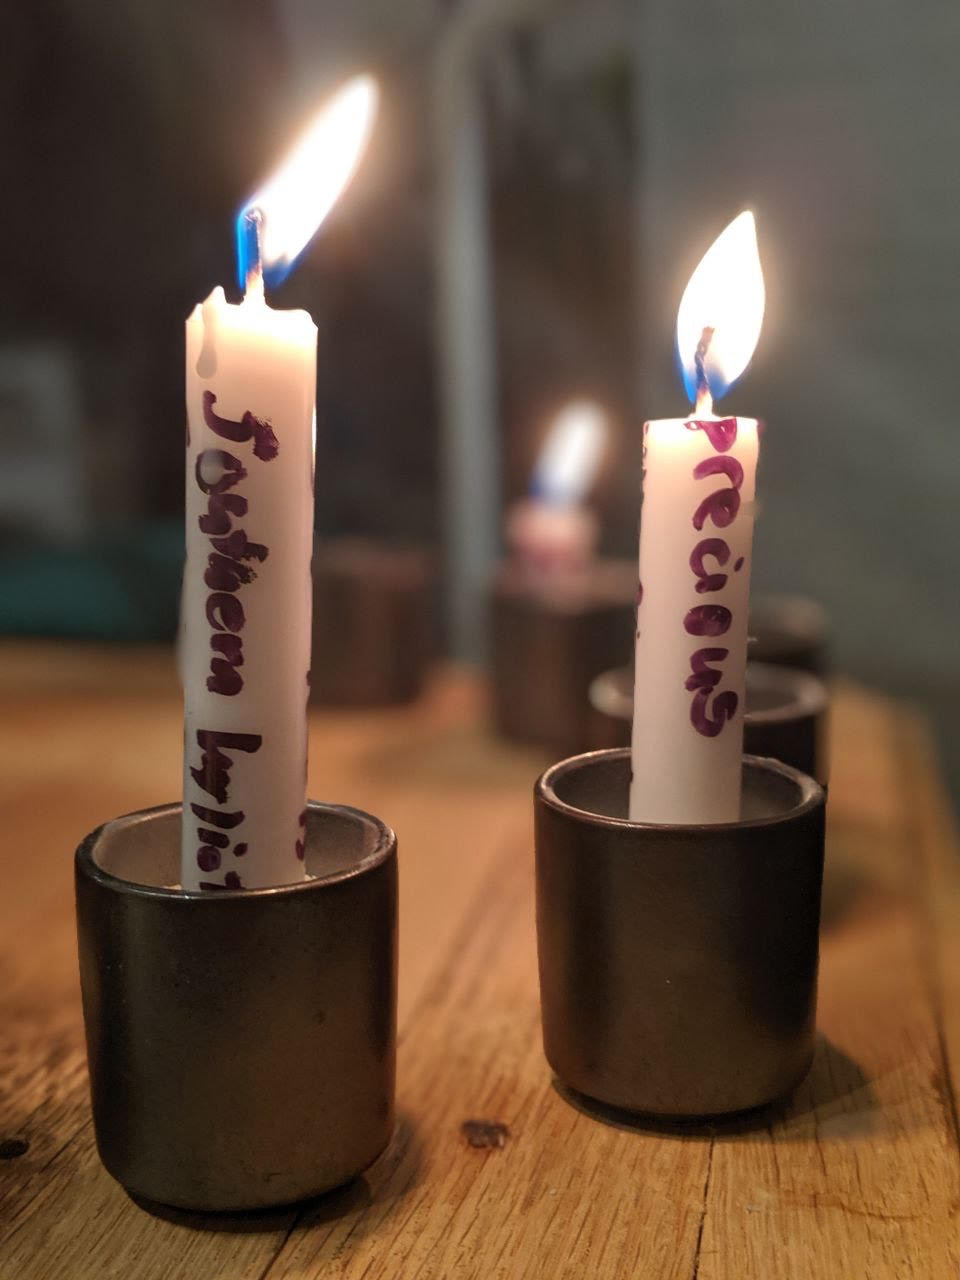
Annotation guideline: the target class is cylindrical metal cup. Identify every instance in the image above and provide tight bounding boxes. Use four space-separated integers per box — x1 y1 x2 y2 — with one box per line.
535 749 826 1117
76 801 397 1211
749 594 829 675
588 661 829 783
489 558 636 756
311 538 433 706
742 662 829 784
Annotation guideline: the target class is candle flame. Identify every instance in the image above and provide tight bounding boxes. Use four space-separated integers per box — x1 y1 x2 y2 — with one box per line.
530 401 608 505
676 211 765 409
236 75 378 289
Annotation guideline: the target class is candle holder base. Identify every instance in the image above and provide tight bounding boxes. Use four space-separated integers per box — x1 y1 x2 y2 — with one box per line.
588 661 829 784
535 749 826 1117
489 558 635 756
311 538 433 707
75 801 397 1212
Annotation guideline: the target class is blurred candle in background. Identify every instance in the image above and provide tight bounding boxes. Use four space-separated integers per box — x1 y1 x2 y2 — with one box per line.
506 400 608 578
629 212 765 823
182 76 377 891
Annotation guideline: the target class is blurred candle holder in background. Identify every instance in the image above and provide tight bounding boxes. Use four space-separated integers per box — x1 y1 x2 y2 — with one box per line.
490 559 637 756
490 401 636 756
749 593 830 676
310 538 434 707
588 660 829 785
505 401 607 580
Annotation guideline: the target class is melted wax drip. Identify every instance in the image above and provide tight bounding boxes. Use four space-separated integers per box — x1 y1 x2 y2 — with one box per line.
196 298 219 379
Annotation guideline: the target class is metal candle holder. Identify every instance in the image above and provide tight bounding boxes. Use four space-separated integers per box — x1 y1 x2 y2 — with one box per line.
535 749 826 1117
76 801 397 1211
489 558 635 756
749 594 829 675
310 538 433 706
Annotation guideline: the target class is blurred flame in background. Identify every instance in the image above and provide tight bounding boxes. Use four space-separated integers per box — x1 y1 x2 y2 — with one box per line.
530 401 608 505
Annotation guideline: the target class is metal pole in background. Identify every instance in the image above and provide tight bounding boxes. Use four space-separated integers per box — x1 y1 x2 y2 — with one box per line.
433 0 557 661
434 48 499 661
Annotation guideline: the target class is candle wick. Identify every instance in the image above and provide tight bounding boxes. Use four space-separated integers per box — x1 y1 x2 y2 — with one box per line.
244 208 266 302
694 326 715 416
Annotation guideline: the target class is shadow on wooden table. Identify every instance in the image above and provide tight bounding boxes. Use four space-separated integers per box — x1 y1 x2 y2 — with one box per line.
126 1110 423 1234
552 1035 874 1142
127 1175 369 1234
820 845 871 930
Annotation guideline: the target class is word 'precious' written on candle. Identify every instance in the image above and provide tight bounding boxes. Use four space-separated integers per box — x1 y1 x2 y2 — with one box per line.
683 417 744 738
188 391 279 887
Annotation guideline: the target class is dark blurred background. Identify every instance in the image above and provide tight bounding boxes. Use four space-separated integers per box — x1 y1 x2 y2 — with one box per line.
1 1 957 798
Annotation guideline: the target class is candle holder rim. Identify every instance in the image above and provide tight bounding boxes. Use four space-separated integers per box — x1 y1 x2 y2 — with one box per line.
76 799 396 903
743 661 829 723
589 661 827 726
536 748 823 835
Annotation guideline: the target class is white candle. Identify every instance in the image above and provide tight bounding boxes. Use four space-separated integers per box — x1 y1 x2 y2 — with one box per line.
181 76 377 890
182 287 316 890
630 212 765 824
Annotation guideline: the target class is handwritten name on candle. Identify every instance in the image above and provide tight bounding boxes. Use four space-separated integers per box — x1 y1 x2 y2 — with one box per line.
683 417 744 738
189 729 262 885
188 391 279 884
196 392 276 695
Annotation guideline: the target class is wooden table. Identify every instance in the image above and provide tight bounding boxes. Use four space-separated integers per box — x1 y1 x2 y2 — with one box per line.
2 642 960 1278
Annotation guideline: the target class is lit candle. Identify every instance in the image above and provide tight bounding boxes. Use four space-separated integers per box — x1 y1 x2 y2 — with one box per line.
629 212 765 823
182 76 377 890
506 401 608 577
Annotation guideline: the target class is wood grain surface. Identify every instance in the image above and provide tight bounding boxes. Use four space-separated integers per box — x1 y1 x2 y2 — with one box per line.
0 641 958 1278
